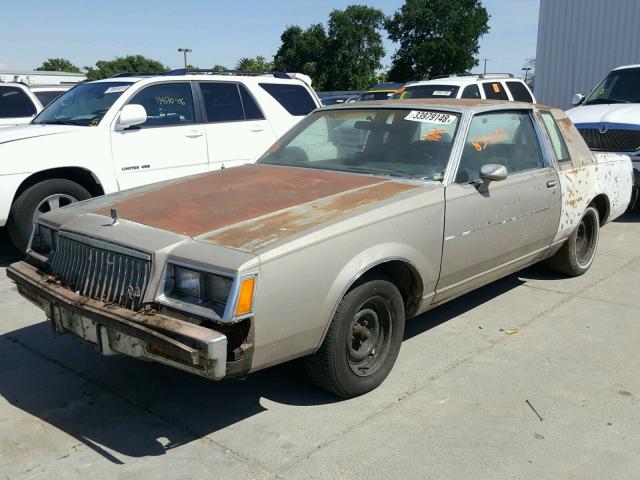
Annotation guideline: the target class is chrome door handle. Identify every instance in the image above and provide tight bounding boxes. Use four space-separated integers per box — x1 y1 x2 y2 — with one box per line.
250 125 265 132
185 131 204 138
546 180 557 188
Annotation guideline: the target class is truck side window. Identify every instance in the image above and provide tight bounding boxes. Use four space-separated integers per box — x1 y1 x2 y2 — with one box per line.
455 111 544 183
461 84 481 99
128 83 195 128
540 111 571 162
482 82 508 100
506 81 534 103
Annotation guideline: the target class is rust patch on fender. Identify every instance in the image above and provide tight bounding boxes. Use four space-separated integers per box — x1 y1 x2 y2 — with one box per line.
205 181 422 252
93 165 385 237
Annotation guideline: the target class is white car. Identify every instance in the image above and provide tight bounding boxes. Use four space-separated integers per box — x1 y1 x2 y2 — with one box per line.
0 70 321 250
566 64 640 205
0 83 70 127
396 74 536 103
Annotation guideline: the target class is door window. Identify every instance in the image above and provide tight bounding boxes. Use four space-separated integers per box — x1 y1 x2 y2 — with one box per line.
128 83 195 127
461 84 481 99
0 86 37 117
506 81 534 103
198 82 265 122
540 111 570 162
455 111 544 183
482 82 508 100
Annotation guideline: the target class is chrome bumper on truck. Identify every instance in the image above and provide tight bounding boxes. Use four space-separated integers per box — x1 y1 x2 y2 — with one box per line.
7 261 227 380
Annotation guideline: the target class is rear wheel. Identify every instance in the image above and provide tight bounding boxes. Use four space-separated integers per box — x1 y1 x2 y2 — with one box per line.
548 206 599 277
7 179 91 252
305 276 405 398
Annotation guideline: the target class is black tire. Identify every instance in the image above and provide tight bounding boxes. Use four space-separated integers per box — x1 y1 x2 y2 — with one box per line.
305 276 405 398
548 205 599 277
7 179 91 252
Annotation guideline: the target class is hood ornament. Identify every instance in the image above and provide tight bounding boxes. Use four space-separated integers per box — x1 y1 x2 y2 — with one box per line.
599 123 609 134
110 208 120 226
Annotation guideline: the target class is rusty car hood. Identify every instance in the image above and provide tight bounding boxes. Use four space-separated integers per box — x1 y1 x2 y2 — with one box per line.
87 164 425 253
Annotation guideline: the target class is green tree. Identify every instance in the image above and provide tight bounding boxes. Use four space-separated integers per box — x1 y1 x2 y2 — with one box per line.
84 55 168 80
35 58 80 73
385 0 490 81
211 64 227 72
523 57 535 90
273 24 328 88
323 5 386 90
235 55 272 72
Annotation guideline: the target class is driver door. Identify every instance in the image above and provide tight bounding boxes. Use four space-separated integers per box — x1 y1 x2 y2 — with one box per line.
435 110 561 302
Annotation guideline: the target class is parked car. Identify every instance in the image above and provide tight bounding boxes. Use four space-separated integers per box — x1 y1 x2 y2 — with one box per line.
321 94 360 106
566 64 640 207
0 83 71 127
8 99 631 398
357 82 405 101
396 74 536 103
0 70 321 250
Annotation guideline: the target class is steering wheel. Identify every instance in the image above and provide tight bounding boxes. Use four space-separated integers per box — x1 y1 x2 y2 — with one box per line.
279 146 309 165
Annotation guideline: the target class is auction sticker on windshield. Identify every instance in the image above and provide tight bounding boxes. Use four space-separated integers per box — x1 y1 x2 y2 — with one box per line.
405 111 455 124
104 85 130 94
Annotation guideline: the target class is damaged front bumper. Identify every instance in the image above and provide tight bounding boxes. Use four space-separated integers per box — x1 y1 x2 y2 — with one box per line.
7 261 228 380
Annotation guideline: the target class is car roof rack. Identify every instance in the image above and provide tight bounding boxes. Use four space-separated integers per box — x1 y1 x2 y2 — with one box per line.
428 72 515 80
163 68 292 79
109 72 162 78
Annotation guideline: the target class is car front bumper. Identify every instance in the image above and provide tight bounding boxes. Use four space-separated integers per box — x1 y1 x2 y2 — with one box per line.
7 260 228 380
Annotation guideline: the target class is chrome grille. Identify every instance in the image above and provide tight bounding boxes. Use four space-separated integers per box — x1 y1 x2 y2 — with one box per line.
50 234 151 310
578 128 640 152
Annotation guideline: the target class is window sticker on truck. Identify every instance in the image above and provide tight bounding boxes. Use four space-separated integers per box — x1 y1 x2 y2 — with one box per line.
405 111 455 124
104 86 130 94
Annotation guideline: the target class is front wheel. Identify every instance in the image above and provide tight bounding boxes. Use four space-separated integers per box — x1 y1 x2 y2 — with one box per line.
548 205 600 277
305 276 405 398
7 179 91 252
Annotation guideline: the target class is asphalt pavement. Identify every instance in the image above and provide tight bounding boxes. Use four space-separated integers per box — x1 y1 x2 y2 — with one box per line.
1 211 639 479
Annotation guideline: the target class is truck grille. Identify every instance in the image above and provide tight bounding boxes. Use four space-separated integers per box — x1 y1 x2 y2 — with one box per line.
578 128 640 152
50 234 151 310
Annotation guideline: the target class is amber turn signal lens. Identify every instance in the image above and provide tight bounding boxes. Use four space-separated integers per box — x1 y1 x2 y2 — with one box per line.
235 277 255 316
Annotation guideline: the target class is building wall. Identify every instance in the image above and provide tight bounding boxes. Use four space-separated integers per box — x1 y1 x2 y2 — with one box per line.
0 70 85 86
536 0 640 109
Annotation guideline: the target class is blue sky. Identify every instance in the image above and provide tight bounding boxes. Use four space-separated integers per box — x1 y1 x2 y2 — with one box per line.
0 0 539 79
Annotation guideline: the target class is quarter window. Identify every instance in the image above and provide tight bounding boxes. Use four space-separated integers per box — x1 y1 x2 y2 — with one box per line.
0 86 37 117
482 82 508 100
540 111 571 162
461 84 481 99
506 81 534 103
455 111 544 183
128 83 195 127
259 83 316 116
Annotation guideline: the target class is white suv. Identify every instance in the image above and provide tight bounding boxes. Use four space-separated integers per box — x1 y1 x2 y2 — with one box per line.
0 70 321 250
0 83 70 127
396 74 536 103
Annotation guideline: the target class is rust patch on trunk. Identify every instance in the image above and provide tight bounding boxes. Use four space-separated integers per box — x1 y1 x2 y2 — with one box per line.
205 181 422 252
93 165 385 237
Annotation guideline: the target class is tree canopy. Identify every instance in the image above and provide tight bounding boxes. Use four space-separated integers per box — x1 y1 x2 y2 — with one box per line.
84 55 168 80
272 24 328 87
235 56 273 72
385 0 490 81
35 58 80 73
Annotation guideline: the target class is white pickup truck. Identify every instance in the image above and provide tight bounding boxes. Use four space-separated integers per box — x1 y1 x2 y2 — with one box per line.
0 70 321 250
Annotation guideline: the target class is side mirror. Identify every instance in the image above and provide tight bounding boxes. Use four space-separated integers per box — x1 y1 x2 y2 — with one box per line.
478 164 507 191
571 93 584 107
116 104 147 130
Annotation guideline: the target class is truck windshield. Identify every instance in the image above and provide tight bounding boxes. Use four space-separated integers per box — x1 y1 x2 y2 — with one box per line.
585 68 640 105
32 82 133 126
258 108 460 181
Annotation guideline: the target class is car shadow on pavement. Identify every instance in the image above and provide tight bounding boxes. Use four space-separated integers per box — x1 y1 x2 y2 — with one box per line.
0 228 22 267
614 207 640 223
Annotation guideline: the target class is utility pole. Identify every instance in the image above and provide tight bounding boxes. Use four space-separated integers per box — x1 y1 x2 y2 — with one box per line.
522 67 532 84
178 48 192 70
483 58 488 75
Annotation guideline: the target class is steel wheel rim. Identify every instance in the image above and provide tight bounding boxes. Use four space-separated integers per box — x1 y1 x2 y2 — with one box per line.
347 296 393 377
33 194 78 224
575 211 597 267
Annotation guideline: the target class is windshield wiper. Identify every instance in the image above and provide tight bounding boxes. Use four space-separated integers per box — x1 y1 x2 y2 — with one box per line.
584 98 630 105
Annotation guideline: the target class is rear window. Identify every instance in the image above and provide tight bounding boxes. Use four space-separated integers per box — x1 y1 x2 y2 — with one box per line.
402 85 459 99
0 86 37 118
482 82 508 100
506 81 534 103
259 83 316 116
33 90 64 107
540 111 570 162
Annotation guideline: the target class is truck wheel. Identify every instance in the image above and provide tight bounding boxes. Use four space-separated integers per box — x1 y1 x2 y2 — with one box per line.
305 276 405 398
7 179 91 252
548 206 599 277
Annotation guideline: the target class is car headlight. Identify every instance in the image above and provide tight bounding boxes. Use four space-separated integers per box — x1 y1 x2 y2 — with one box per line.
30 224 57 255
166 264 233 306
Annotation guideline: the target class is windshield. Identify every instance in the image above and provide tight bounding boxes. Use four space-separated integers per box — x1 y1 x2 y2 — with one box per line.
585 68 640 104
402 85 459 99
258 108 460 180
32 82 133 126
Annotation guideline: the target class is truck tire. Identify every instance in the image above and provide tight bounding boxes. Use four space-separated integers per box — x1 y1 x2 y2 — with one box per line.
7 179 91 252
305 276 405 398
548 205 599 277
